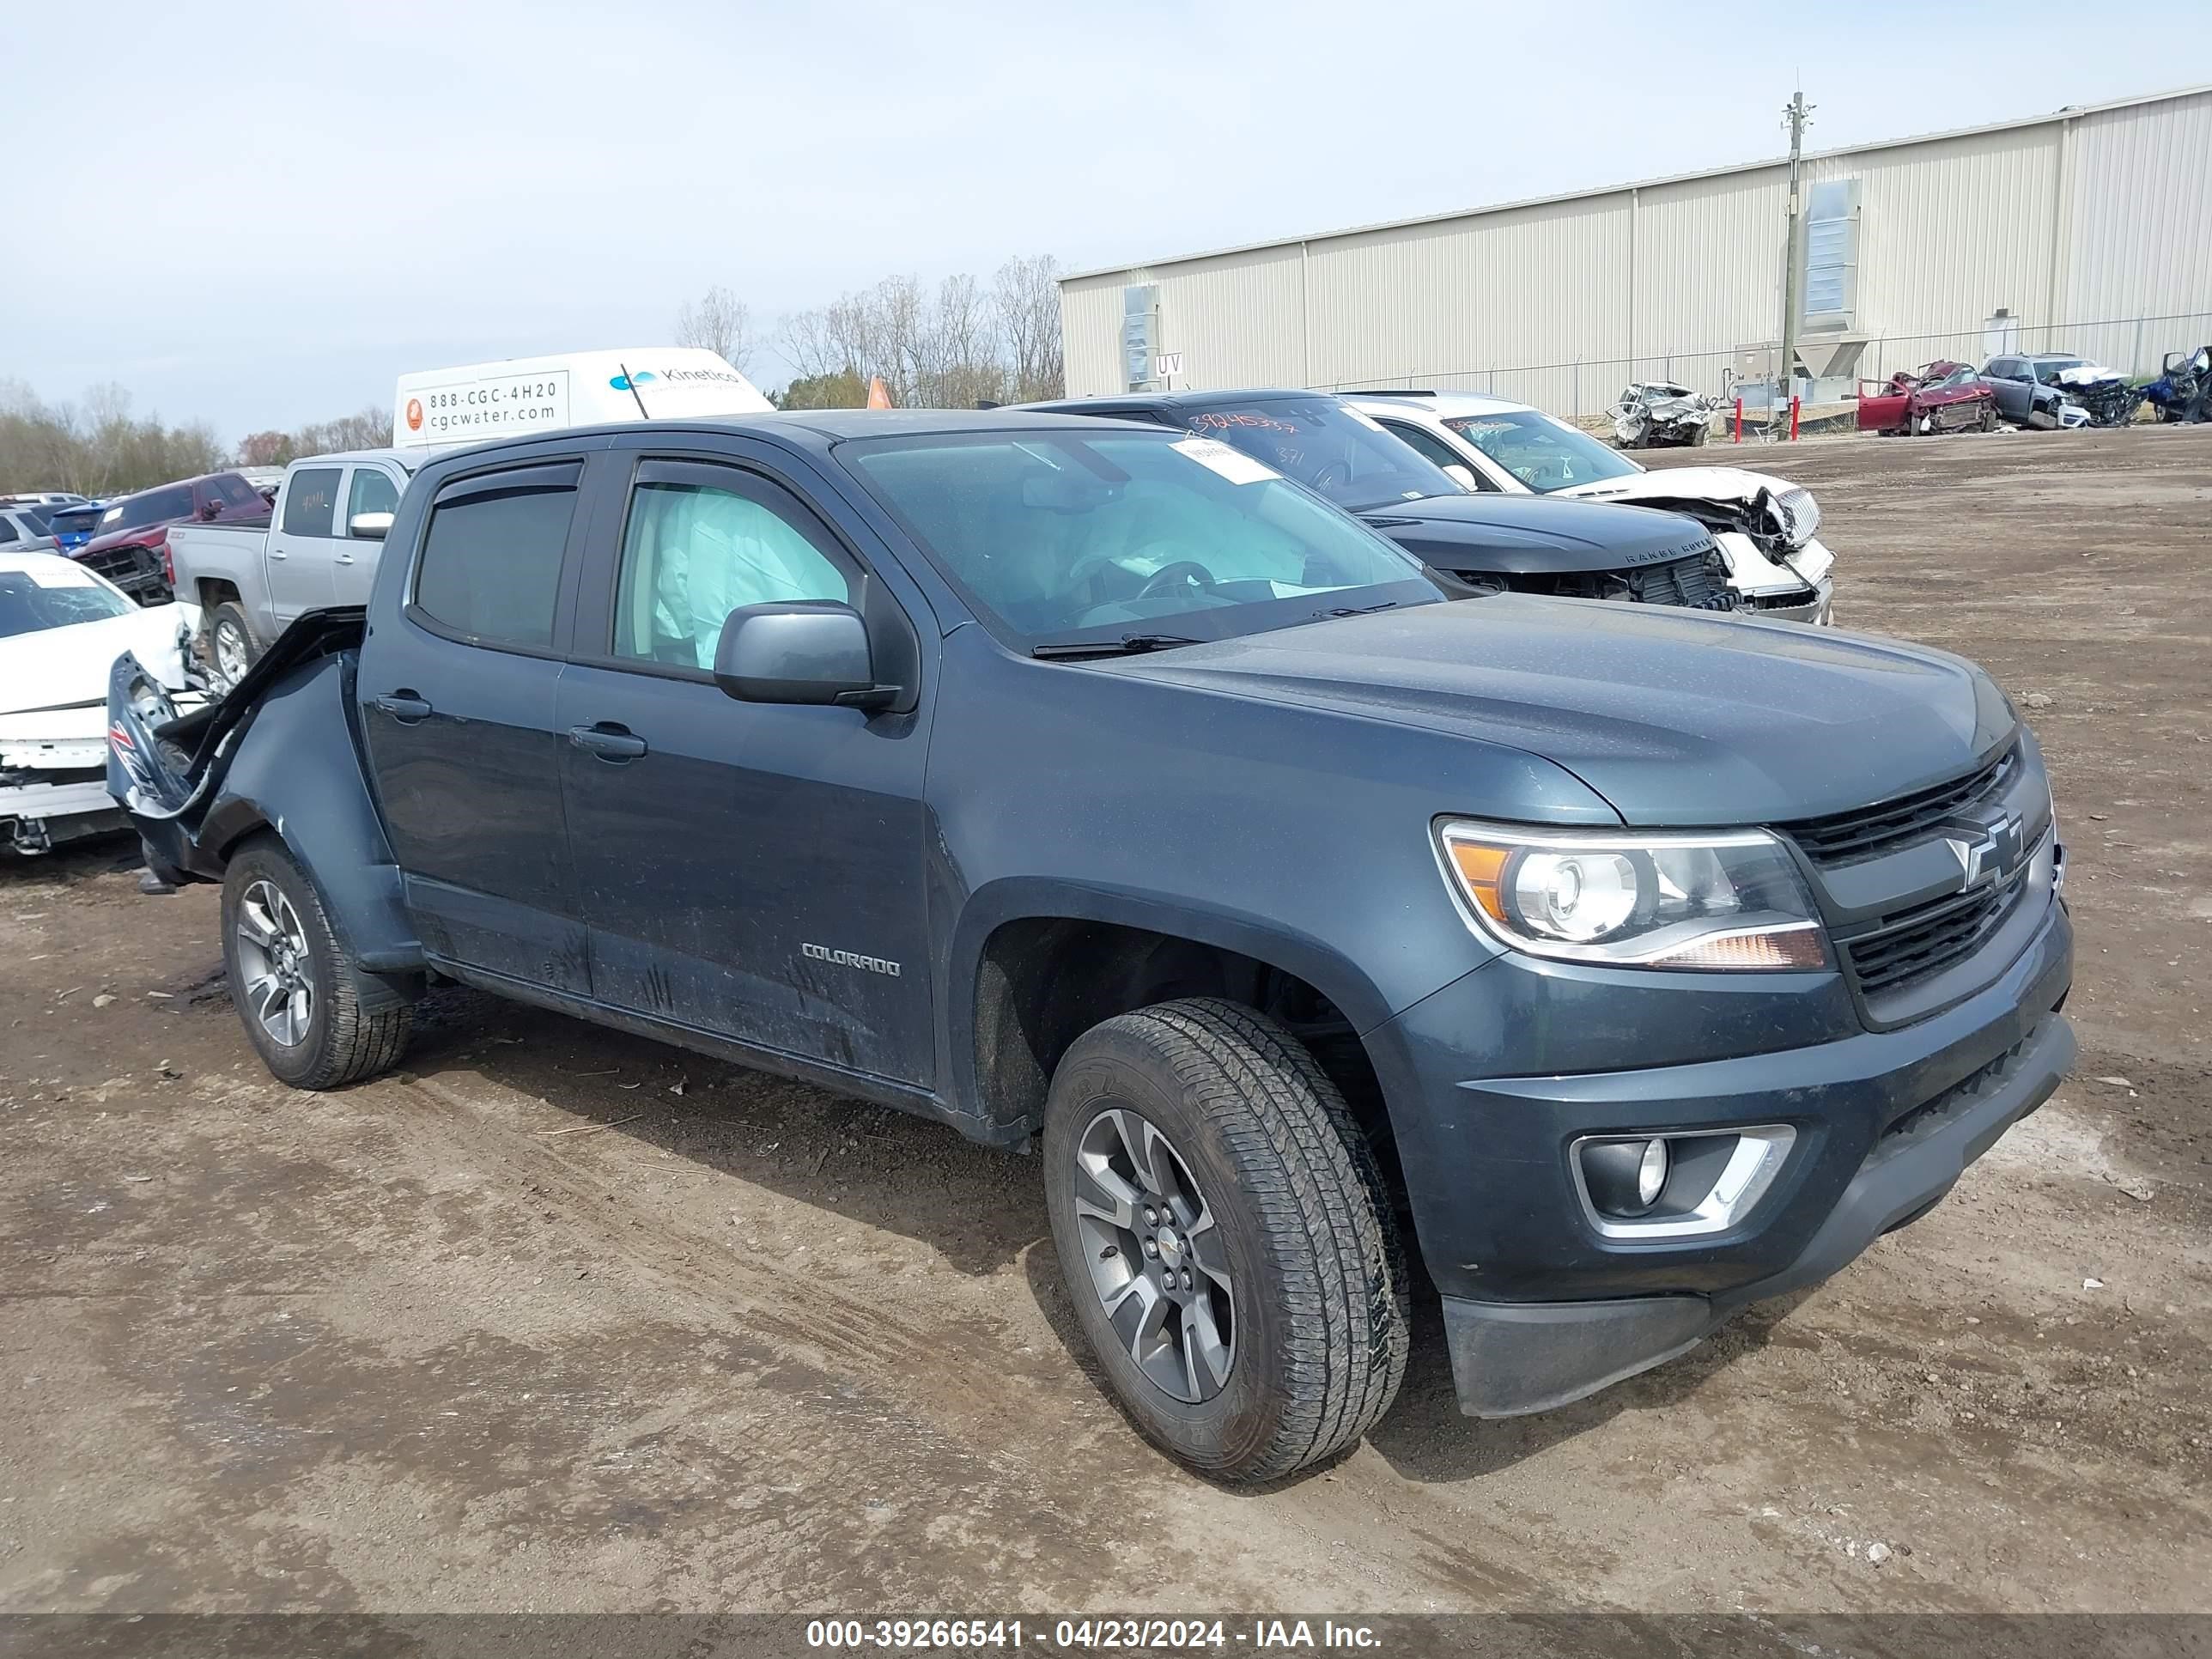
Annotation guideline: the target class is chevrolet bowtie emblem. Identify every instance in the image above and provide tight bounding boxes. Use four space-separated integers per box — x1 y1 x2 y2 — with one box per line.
1945 811 2025 890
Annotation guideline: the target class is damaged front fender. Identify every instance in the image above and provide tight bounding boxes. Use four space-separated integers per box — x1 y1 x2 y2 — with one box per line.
106 610 425 977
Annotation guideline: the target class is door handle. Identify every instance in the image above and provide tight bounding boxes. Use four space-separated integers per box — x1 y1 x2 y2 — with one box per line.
335 552 356 565
568 722 647 761
267 548 288 559
374 691 433 723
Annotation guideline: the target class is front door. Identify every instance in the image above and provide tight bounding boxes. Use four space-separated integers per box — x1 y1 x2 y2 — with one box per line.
334 464 404 606
554 448 935 1085
359 458 591 994
264 465 343 629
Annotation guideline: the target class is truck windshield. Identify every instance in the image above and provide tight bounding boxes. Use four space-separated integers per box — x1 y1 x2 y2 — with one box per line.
1177 398 1462 513
844 428 1442 652
0 568 135 638
1443 410 1642 493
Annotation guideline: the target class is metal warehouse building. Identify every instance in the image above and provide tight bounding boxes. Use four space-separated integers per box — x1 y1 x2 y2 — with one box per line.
1059 83 2212 418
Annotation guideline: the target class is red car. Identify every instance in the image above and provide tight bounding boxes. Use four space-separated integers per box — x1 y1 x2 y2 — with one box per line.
75 471 270 604
1856 361 2000 436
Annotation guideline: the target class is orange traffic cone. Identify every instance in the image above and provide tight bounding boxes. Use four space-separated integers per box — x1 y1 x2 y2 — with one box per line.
866 375 893 410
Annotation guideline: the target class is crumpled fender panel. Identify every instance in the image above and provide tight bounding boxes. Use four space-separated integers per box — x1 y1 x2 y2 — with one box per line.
106 609 423 975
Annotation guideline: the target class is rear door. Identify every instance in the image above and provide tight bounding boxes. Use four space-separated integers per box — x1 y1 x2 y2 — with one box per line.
334 463 404 606
1984 359 2027 420
552 440 938 1084
264 466 343 627
360 457 592 994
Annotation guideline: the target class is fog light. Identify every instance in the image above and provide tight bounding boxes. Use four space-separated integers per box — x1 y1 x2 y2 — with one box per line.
1581 1137 1671 1218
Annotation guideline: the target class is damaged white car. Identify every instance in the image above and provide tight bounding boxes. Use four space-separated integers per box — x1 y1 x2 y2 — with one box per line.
1353 392 1836 624
1 551 199 854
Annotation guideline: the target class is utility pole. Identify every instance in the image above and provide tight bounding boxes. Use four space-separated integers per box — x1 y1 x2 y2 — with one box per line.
1778 88 1813 434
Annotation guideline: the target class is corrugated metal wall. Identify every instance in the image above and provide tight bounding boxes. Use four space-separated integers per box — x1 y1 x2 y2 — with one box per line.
1061 87 2212 407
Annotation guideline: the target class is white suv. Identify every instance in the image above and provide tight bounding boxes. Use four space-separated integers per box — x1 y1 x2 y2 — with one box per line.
1352 392 1834 624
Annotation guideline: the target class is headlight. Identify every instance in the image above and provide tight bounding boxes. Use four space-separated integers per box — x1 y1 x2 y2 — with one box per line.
1770 487 1820 548
1435 819 1830 970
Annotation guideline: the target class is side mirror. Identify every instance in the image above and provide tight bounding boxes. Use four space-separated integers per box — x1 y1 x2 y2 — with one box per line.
713 601 891 709
349 511 393 540
1441 463 1478 491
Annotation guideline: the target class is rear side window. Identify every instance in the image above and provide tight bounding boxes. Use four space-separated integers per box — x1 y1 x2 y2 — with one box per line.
0 518 16 545
281 468 342 537
412 470 577 650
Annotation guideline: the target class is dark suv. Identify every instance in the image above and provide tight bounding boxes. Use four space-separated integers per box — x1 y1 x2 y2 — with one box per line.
107 410 2073 1483
1019 389 1740 610
76 471 270 602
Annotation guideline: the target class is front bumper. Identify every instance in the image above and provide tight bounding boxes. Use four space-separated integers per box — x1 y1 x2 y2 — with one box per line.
1439 1012 2071 1414
1368 890 2072 1416
1738 575 1832 626
1 774 126 852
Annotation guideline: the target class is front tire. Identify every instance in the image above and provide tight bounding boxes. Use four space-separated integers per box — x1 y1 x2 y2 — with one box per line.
221 836 412 1089
1042 999 1409 1483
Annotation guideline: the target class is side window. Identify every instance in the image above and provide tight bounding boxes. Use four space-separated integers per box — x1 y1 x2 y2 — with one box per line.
413 471 578 650
1382 420 1492 488
613 471 853 670
0 517 17 545
281 468 342 538
346 466 401 529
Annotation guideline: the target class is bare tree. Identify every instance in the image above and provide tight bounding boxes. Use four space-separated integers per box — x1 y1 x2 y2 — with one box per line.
675 284 757 374
993 254 1065 403
289 404 391 458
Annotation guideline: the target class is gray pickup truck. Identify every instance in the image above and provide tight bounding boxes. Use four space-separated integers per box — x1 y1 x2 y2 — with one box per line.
165 449 420 690
108 410 2074 1482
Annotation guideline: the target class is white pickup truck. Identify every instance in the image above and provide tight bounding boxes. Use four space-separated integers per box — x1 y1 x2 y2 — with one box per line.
174 347 775 690
166 448 421 690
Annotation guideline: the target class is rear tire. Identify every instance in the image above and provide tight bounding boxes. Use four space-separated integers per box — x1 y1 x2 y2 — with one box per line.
1042 998 1409 1483
221 836 412 1090
207 602 258 695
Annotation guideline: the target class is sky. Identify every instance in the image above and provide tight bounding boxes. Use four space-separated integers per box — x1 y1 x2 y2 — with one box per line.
5 0 2209 443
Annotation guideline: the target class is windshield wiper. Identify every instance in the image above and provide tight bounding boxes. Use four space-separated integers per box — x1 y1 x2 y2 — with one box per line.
1030 633 1206 660
1313 600 1400 620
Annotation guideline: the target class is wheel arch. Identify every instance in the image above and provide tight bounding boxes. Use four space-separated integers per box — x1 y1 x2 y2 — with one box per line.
197 653 423 978
950 878 1398 1146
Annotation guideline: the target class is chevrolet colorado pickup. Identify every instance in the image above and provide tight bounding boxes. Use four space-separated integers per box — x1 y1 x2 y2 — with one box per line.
106 410 2075 1482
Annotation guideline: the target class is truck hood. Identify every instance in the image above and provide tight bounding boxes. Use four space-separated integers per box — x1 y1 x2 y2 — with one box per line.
1101 598 2016 825
1357 494 1715 575
0 605 191 722
1552 465 1794 509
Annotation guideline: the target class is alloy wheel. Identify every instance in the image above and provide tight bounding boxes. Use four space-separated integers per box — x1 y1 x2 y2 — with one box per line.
235 878 314 1046
213 620 251 693
1071 1107 1235 1402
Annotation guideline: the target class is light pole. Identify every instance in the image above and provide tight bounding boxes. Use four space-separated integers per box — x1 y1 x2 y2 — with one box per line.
1779 89 1813 435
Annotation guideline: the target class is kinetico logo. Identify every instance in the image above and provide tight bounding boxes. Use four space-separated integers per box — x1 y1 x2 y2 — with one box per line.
608 370 659 392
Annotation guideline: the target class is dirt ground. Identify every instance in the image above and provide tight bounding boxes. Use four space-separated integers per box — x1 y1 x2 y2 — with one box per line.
2 426 2207 1619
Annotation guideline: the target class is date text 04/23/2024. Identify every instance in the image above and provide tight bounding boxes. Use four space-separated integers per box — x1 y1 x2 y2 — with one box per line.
804 1620 1383 1650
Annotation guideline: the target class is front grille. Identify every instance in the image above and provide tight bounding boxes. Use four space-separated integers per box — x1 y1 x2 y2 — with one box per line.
1487 547 1738 611
1843 860 2031 996
1784 744 2017 865
1625 550 1735 610
82 545 154 581
79 545 167 600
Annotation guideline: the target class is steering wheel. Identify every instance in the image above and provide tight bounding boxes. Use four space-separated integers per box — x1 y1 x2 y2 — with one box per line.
1307 460 1348 495
1137 561 1219 600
